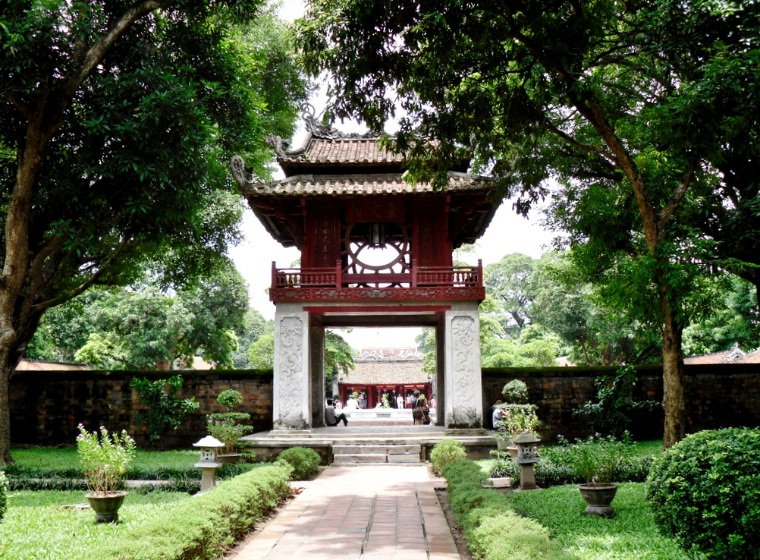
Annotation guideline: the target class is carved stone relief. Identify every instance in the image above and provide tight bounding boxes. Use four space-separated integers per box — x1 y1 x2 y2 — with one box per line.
276 316 305 428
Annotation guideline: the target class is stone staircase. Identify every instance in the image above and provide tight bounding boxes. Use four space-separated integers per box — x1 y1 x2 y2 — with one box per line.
332 443 421 465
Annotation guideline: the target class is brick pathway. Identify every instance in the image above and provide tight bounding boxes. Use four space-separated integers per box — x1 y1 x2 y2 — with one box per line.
227 465 460 560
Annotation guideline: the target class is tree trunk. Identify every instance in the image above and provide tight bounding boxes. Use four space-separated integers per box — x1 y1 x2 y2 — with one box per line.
0 355 14 465
660 285 686 449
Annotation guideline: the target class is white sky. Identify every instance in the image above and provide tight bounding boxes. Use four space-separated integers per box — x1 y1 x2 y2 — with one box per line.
226 0 555 349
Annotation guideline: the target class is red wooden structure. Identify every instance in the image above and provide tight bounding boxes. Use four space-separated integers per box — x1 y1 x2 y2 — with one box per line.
231 105 498 306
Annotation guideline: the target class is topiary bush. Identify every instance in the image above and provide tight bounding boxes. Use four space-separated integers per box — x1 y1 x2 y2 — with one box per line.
646 428 760 560
430 439 467 476
277 447 321 480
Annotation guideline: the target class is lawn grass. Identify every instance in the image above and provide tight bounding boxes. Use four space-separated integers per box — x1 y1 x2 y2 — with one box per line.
504 483 691 560
0 490 189 560
9 447 198 473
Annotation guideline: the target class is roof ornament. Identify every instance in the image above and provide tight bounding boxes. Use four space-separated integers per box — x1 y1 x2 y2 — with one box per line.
265 134 290 157
229 155 264 189
301 102 345 140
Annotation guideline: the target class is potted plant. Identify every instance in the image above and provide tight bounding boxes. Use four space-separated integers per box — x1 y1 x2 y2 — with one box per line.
494 380 540 455
560 433 631 517
77 424 136 523
207 389 253 462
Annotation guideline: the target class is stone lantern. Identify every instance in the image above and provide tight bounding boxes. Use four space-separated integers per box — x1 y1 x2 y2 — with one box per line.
193 435 225 493
513 431 541 490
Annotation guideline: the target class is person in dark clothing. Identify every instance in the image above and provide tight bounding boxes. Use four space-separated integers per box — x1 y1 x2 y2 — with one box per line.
325 399 348 426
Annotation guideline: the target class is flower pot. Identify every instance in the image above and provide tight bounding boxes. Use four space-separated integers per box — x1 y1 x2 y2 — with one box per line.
578 483 618 517
86 491 127 523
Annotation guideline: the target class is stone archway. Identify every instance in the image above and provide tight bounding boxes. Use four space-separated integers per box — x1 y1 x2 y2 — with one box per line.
270 302 484 433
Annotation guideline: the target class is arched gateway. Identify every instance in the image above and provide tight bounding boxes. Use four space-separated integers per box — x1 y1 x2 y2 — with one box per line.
231 107 499 434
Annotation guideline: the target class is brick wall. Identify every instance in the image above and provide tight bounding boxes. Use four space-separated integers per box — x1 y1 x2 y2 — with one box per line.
10 370 273 448
483 363 760 441
10 363 760 448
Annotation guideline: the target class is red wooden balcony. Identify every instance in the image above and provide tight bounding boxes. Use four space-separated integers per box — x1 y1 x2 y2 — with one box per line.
270 260 486 303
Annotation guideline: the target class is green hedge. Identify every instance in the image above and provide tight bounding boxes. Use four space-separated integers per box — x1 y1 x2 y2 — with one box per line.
276 447 321 480
444 459 571 560
95 463 292 560
646 428 760 560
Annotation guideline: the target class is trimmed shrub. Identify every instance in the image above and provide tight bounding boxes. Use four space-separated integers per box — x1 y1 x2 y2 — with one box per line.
430 439 467 476
277 447 321 480
97 463 291 560
444 459 570 560
646 428 760 560
0 471 7 521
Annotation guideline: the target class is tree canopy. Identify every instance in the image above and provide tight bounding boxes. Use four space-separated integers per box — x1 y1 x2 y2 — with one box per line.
0 0 307 463
298 0 760 446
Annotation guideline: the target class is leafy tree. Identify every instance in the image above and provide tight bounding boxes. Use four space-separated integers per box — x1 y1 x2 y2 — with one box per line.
31 261 248 370
683 276 760 356
230 308 273 368
247 333 275 369
298 0 760 446
484 253 535 336
325 330 356 380
0 1 306 463
529 252 662 366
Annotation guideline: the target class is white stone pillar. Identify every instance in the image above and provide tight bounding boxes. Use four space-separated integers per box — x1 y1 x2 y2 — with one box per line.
443 303 484 429
272 304 311 431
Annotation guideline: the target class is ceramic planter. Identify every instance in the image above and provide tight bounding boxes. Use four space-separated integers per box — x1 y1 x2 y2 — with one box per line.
86 490 127 523
578 483 618 517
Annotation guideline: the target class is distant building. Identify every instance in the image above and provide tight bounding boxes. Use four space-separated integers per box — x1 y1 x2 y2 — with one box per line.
685 345 760 365
15 359 90 371
337 348 432 408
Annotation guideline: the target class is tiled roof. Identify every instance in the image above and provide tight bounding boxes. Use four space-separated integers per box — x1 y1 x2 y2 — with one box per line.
280 138 405 166
241 172 495 198
16 359 90 371
342 359 429 385
684 346 760 364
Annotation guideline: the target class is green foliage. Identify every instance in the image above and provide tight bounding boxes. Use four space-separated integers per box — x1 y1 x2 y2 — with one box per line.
430 439 467 476
96 464 291 560
506 484 692 560
489 438 652 487
0 465 291 560
247 333 275 369
276 447 321 480
131 376 200 444
550 434 639 485
207 389 253 453
646 428 760 560
443 459 570 560
495 404 541 439
35 264 249 370
683 276 760 356
76 425 136 495
575 366 660 437
0 471 6 521
502 380 529 404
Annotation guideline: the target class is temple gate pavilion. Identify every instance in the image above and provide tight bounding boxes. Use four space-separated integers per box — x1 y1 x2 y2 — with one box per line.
231 105 500 433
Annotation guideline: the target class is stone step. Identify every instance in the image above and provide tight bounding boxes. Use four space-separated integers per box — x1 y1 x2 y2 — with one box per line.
333 453 388 464
332 443 422 465
333 444 421 455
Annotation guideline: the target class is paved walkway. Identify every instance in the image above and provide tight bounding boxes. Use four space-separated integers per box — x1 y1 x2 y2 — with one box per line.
227 465 461 560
